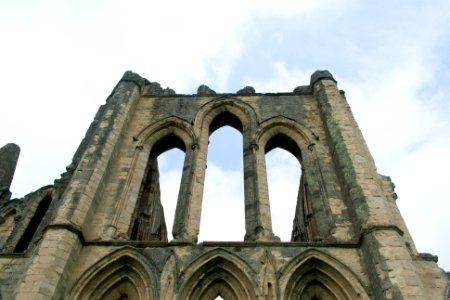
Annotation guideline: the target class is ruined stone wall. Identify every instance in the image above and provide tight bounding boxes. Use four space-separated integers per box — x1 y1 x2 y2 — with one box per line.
0 71 448 299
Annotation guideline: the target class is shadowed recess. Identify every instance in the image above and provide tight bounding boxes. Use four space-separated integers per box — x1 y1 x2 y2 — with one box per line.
14 195 52 252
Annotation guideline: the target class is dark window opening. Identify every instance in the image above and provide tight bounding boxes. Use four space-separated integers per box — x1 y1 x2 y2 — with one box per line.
150 133 185 157
130 219 140 240
118 294 129 300
14 195 52 252
209 112 243 134
265 133 302 161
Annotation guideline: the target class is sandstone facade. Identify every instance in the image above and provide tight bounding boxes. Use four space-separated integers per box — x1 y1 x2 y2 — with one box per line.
0 70 448 299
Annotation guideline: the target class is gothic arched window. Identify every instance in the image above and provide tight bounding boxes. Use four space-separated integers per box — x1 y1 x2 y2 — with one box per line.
200 112 245 241
265 133 314 242
130 133 185 242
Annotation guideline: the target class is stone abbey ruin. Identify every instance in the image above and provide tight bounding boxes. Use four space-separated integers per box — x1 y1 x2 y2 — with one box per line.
0 70 448 299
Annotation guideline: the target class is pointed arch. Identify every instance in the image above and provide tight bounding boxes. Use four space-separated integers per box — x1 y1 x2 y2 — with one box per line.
255 116 332 241
135 116 196 150
196 100 248 241
192 98 276 241
68 247 158 300
179 248 258 300
254 116 318 153
194 96 258 134
259 250 279 299
113 116 197 240
279 249 370 300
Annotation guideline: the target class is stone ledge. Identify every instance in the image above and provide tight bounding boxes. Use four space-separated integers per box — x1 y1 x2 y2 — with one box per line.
418 252 439 263
358 224 404 244
78 240 360 248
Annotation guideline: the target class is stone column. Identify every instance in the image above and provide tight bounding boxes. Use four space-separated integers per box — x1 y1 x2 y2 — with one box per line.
0 143 20 204
313 70 427 298
243 142 278 241
172 143 201 242
15 228 82 299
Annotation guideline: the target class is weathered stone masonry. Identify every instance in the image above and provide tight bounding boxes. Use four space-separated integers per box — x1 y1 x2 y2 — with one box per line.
0 70 448 299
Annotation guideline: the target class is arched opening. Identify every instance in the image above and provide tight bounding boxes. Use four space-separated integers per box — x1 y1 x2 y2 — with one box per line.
298 279 338 299
265 148 301 241
199 279 237 299
265 134 313 242
157 148 184 241
200 112 245 241
69 253 154 300
283 256 362 300
179 253 257 300
130 133 185 242
14 195 52 252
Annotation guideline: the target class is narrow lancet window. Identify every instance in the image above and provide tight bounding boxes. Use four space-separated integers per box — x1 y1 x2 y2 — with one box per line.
14 195 52 252
200 112 245 241
130 156 167 241
265 148 301 241
265 134 313 241
130 134 184 242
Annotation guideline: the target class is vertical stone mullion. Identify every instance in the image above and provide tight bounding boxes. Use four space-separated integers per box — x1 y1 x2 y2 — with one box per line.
172 143 201 242
243 136 277 242
174 128 208 242
301 156 330 240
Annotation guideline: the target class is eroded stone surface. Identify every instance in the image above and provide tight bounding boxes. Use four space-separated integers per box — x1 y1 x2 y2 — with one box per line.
0 143 20 204
0 70 447 299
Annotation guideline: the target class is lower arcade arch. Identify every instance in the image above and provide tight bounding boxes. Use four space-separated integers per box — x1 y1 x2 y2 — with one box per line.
179 249 258 300
280 250 370 300
68 249 157 300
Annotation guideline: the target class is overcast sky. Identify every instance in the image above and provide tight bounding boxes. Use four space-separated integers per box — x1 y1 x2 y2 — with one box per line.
1 1 449 271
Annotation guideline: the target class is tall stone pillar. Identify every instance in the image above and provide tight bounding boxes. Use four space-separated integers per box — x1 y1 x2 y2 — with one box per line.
313 70 427 299
0 143 20 204
243 142 278 241
172 144 201 242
